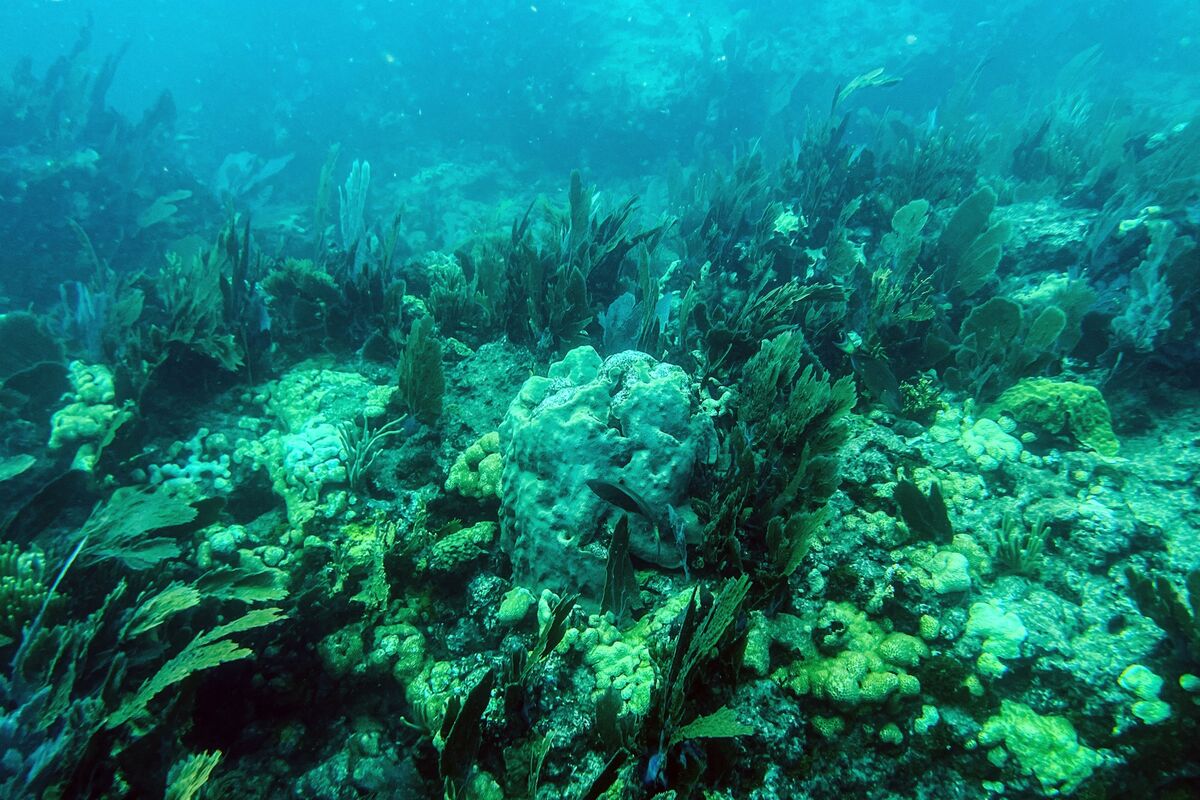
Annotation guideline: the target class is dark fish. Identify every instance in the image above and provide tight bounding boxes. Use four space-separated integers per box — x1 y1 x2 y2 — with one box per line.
588 479 690 574
587 479 656 524
667 503 689 580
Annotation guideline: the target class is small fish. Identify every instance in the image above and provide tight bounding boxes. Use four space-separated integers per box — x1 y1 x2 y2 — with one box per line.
588 479 665 550
587 479 656 523
588 479 689 573
667 503 689 580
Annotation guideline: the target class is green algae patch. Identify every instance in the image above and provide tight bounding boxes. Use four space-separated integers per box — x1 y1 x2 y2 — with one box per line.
986 378 1119 456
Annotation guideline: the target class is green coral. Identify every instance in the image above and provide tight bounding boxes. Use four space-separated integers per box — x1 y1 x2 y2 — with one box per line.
152 236 246 373
81 485 199 571
426 252 495 344
47 361 134 471
1125 567 1200 667
899 372 944 421
418 521 496 573
0 541 54 645
986 377 1119 457
264 365 394 433
404 659 492 741
977 699 1104 796
775 602 927 706
445 431 502 499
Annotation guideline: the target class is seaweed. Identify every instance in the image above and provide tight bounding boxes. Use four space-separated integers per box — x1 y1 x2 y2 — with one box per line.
0 312 64 383
893 479 953 543
601 516 642 624
934 186 1012 298
0 499 288 799
0 19 1196 798
164 750 222 800
630 578 753 793
78 486 198 570
106 607 286 729
1111 219 1195 354
427 253 494 344
948 295 1069 400
499 173 669 354
439 668 496 791
1126 568 1200 666
396 316 444 425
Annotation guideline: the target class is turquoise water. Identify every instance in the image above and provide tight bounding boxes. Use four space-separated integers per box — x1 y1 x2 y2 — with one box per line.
1 2 1199 797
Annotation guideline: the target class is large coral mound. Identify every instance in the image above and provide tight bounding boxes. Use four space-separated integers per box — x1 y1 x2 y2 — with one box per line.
986 378 1119 457
499 346 713 603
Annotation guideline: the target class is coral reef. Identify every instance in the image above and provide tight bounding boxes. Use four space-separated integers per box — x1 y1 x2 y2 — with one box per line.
1 11 1198 798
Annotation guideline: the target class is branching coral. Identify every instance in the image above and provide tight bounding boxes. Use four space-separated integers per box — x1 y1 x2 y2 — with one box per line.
0 542 53 645
337 414 406 493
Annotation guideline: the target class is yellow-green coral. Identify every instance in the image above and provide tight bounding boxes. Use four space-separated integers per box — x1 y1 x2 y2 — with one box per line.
0 541 53 645
331 519 401 610
445 431 502 499
576 588 692 718
581 617 655 717
404 659 491 736
317 624 366 679
369 622 427 684
418 521 496 573
496 586 535 625
775 602 927 706
48 361 134 471
986 378 1119 457
977 700 1104 796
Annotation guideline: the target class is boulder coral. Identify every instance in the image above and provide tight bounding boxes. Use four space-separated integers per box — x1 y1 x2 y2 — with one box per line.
498 346 714 603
